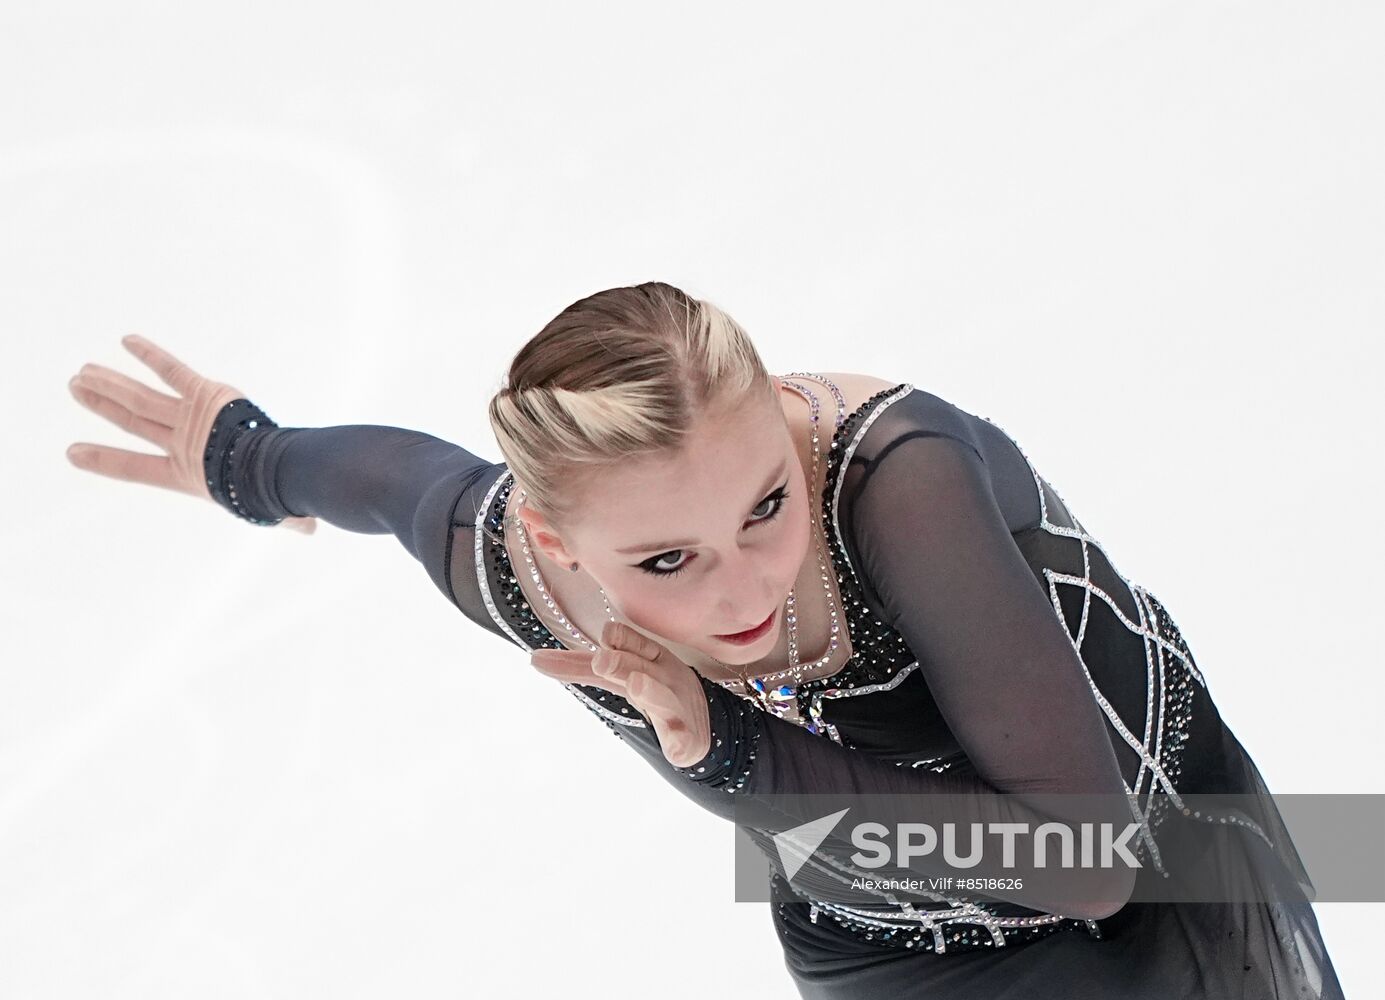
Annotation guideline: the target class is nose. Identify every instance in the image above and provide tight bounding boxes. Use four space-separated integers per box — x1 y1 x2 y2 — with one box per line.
713 549 777 626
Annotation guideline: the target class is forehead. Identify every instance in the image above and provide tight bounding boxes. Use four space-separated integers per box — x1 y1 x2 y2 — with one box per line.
569 390 787 539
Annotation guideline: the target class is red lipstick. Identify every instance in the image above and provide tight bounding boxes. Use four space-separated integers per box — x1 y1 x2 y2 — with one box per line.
715 608 776 646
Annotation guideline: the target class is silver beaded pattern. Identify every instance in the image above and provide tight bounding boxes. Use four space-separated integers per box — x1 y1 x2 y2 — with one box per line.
471 469 649 730
726 381 925 742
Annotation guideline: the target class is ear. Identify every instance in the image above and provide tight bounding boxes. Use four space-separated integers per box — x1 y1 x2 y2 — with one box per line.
516 504 580 568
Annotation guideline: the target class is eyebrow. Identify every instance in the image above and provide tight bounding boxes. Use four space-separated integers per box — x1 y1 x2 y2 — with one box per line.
615 460 790 555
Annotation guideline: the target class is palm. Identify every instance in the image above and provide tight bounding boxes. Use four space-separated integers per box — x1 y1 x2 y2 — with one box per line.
65 334 316 533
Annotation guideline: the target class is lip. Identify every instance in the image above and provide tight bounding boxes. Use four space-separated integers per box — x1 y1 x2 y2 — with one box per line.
715 608 777 645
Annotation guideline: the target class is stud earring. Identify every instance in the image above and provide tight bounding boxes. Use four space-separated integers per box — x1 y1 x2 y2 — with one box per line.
569 562 579 572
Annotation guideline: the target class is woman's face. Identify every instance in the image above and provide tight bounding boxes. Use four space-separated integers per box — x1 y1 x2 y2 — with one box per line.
530 380 811 665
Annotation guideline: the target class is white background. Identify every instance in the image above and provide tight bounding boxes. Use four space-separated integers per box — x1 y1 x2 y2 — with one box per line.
3 2 1381 997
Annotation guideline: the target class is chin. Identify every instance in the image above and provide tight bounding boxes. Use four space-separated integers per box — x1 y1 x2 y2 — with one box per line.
714 647 763 667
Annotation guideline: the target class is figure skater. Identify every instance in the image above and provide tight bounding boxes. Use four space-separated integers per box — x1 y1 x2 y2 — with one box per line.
65 281 1343 998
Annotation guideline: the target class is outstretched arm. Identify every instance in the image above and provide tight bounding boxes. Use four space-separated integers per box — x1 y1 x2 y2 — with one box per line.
203 400 499 602
66 334 500 611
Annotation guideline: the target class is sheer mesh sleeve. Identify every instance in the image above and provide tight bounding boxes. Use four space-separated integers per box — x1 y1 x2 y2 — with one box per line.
838 428 1130 804
219 419 505 628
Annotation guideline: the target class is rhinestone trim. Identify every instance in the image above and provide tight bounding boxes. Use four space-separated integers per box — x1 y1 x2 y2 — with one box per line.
472 468 649 730
829 383 916 586
685 380 927 747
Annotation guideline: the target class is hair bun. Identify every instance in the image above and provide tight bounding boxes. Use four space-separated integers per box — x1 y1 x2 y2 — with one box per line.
486 281 771 527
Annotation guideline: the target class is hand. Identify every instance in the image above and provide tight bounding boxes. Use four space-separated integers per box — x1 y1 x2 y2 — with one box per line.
530 620 712 767
65 334 317 534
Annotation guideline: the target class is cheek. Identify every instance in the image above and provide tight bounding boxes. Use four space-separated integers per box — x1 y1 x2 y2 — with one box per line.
613 587 700 639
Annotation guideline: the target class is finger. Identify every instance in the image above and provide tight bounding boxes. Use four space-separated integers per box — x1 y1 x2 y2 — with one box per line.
601 619 672 664
68 377 174 451
73 364 180 427
120 333 202 397
65 442 180 492
280 516 318 535
592 646 658 686
530 647 625 694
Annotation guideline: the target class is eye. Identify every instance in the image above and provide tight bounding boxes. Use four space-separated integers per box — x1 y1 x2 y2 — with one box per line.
639 550 693 577
749 485 790 523
636 485 791 578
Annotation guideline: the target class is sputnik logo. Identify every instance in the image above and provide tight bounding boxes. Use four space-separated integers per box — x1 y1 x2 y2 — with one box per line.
772 807 851 882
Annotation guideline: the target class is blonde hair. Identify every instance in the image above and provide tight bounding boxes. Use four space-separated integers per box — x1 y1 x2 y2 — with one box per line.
488 281 775 528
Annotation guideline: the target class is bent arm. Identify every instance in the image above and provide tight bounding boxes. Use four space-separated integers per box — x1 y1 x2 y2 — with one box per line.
612 431 1135 920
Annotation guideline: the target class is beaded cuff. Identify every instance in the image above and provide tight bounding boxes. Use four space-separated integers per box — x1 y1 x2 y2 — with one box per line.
202 398 284 526
674 674 763 794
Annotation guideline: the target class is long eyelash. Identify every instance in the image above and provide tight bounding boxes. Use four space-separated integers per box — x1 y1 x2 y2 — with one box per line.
637 486 791 578
638 561 691 579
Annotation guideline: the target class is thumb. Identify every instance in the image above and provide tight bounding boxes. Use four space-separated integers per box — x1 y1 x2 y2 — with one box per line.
280 516 318 535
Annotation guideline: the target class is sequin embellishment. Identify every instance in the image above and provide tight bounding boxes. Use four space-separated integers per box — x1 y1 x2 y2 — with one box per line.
471 467 649 732
202 398 286 526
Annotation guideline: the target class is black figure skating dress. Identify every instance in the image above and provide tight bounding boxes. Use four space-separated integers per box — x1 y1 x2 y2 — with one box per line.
204 376 1344 999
